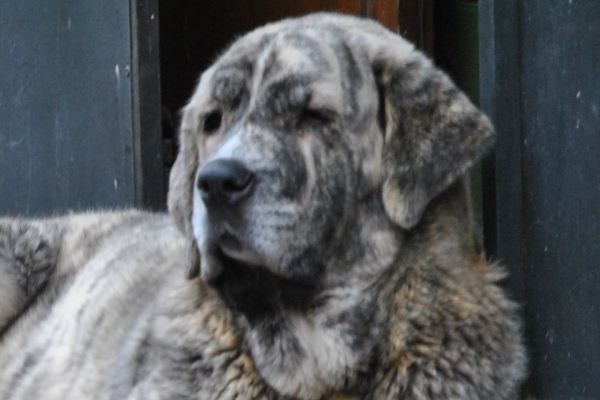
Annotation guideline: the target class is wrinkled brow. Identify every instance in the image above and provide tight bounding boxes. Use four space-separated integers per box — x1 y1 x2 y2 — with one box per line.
263 74 312 113
260 32 331 82
211 67 251 107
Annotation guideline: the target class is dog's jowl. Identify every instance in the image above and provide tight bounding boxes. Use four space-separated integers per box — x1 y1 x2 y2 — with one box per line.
0 13 525 400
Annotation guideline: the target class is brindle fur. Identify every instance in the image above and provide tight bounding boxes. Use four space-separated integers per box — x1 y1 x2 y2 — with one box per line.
0 13 526 400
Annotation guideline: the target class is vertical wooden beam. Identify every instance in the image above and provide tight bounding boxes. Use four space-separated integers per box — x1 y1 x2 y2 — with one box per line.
398 0 434 55
131 0 165 210
479 0 524 302
320 0 361 15
372 0 399 32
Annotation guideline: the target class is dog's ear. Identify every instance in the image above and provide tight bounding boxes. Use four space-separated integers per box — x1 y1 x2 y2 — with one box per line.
168 108 201 279
367 33 494 229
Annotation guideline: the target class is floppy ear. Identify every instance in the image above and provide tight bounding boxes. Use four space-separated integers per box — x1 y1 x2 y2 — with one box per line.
368 33 495 229
168 108 201 279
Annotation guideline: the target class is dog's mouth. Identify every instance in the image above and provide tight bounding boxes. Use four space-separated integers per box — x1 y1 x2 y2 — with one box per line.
199 231 273 283
218 233 266 267
202 233 319 324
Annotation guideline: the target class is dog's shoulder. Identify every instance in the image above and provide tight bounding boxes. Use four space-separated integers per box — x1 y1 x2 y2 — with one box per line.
377 188 525 399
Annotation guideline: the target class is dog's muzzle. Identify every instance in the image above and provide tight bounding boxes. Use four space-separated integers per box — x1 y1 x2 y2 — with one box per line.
197 159 255 208
195 158 266 282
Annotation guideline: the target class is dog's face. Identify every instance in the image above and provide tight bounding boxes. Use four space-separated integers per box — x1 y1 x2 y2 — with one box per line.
168 14 496 397
169 12 494 297
186 23 387 286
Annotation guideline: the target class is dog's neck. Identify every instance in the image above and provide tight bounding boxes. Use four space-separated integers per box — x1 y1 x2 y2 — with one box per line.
207 181 477 399
204 191 401 399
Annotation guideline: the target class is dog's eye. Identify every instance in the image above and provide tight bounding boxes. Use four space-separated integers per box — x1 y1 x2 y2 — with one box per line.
203 111 222 135
299 109 332 128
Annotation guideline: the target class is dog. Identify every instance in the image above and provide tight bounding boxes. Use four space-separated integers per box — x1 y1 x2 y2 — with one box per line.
0 13 526 399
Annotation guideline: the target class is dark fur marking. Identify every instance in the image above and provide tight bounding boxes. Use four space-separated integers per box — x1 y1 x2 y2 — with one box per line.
260 51 280 83
65 312 107 383
336 42 362 118
185 352 214 377
279 248 325 294
254 74 312 131
275 135 309 200
399 363 419 400
169 346 214 389
217 57 255 81
241 126 309 196
323 291 378 355
353 345 381 392
0 222 59 297
0 272 74 339
311 120 343 151
373 66 387 134
210 252 320 326
339 43 362 90
253 316 306 370
3 353 40 399
212 71 249 111
131 335 151 385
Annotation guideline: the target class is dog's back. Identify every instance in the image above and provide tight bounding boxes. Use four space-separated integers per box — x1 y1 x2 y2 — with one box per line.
0 212 181 398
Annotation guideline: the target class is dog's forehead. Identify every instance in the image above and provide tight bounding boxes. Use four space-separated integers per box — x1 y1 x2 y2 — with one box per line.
185 14 420 116
196 24 369 117
183 22 349 134
213 30 341 93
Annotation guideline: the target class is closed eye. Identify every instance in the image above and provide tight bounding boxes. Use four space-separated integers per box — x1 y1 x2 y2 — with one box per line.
298 108 334 128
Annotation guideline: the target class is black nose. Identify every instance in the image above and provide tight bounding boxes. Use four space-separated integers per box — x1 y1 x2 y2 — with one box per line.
197 159 255 206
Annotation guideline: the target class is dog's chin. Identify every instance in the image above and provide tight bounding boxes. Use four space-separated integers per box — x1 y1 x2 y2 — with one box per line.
198 233 274 283
201 236 319 324
219 233 267 267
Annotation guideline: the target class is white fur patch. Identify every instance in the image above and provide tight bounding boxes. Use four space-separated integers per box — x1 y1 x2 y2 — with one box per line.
192 128 244 245
298 136 317 202
252 39 277 100
254 312 358 400
209 133 243 162
191 173 224 281
192 173 208 250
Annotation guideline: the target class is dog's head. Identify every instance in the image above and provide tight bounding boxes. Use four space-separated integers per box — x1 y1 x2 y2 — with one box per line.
168 13 494 286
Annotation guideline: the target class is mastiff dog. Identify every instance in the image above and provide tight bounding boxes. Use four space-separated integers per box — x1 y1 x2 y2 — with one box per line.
0 13 526 400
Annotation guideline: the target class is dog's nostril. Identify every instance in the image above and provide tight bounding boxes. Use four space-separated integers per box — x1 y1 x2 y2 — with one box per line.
199 180 211 194
222 175 252 192
197 159 255 205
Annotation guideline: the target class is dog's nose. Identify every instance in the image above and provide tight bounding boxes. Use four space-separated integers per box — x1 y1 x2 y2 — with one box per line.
197 159 255 206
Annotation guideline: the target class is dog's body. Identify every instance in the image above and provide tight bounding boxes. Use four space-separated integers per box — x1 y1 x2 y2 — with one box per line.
0 14 525 399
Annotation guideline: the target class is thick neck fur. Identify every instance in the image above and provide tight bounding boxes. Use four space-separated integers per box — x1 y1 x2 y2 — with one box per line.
218 180 478 399
205 188 401 399
368 181 523 399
